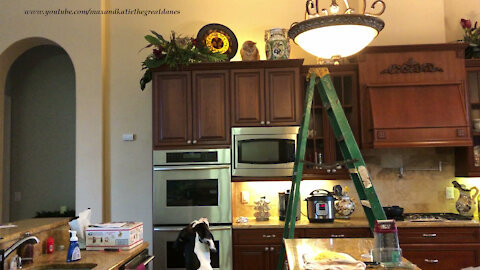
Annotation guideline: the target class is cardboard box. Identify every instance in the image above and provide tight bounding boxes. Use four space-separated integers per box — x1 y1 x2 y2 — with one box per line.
85 222 143 250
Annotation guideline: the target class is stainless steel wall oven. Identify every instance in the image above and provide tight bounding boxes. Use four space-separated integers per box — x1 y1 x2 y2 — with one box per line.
152 148 232 270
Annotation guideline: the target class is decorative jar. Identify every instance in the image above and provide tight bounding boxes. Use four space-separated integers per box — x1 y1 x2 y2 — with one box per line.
265 28 290 60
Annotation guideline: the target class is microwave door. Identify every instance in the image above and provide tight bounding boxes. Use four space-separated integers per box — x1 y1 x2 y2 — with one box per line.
153 165 232 225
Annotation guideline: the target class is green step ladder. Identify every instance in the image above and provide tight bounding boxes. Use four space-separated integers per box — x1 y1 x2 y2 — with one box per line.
276 68 387 270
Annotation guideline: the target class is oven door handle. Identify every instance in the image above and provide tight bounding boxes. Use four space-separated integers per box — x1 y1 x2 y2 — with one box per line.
154 165 230 171
154 225 232 232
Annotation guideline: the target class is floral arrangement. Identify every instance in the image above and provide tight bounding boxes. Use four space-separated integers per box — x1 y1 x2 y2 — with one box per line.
139 31 228 90
461 18 479 45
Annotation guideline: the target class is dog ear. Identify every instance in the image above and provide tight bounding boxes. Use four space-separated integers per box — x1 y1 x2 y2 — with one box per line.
173 227 189 250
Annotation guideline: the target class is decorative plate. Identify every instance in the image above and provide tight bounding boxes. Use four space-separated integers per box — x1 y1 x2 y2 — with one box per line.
196 23 238 60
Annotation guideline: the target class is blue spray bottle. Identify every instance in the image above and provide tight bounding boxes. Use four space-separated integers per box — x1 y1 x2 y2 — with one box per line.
67 230 81 262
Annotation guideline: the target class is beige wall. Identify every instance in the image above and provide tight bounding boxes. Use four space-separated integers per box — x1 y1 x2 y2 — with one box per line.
0 0 478 246
444 0 480 43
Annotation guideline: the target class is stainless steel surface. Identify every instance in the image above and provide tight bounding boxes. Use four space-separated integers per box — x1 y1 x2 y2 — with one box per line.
1 233 39 266
154 165 230 171
153 148 230 166
153 225 232 270
153 164 231 224
306 190 335 222
231 126 299 177
121 249 154 269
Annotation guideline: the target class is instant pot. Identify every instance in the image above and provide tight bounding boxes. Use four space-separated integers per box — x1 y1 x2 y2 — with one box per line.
306 189 335 223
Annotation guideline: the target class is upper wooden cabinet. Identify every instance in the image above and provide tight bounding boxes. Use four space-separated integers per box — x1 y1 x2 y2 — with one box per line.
152 69 230 149
358 43 471 148
152 59 303 149
231 63 303 127
456 59 480 176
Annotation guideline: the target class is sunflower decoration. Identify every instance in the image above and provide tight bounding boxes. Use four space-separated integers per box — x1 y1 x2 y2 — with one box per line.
139 30 228 90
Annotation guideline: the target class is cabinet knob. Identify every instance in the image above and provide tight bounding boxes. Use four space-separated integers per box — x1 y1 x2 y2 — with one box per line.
260 121 265 125
266 121 271 125
424 259 439 264
265 247 269 251
187 140 192 144
422 233 437 238
192 140 197 144
271 234 276 238
270 247 275 251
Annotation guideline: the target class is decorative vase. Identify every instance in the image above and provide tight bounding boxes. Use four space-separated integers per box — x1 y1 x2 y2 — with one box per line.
466 44 480 59
265 28 290 60
334 195 355 219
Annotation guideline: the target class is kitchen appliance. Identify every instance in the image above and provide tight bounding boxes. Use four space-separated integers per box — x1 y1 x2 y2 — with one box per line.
305 189 335 223
153 225 232 270
153 148 231 225
279 190 300 221
231 126 299 177
153 148 232 270
383 206 404 220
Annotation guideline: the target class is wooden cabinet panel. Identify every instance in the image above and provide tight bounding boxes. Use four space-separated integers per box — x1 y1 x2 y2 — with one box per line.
233 245 269 270
233 229 284 245
153 72 192 148
402 244 480 270
303 227 372 238
265 68 301 125
231 69 265 126
192 70 230 145
398 227 480 244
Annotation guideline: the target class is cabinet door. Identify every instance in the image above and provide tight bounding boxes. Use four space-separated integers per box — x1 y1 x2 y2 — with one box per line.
231 69 265 126
402 244 480 270
152 72 192 149
303 228 372 238
233 245 269 270
192 70 230 146
265 67 301 126
269 244 286 270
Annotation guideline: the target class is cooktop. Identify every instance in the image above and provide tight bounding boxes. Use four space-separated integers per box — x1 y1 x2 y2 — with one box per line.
390 213 473 222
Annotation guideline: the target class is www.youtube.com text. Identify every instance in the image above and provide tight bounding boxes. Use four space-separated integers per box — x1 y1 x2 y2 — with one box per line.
24 8 180 16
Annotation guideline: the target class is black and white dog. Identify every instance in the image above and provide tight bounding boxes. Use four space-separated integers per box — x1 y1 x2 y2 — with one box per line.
174 217 217 270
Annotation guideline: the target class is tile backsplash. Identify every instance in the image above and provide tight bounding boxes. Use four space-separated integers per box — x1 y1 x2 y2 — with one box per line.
232 148 480 220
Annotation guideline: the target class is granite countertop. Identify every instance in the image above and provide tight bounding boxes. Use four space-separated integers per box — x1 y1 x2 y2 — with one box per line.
0 218 70 243
233 216 480 229
22 242 149 270
284 238 420 270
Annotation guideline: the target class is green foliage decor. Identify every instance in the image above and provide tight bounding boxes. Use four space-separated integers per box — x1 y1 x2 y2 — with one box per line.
139 31 228 90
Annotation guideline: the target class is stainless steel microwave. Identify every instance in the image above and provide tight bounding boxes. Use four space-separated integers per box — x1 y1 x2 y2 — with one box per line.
231 126 299 177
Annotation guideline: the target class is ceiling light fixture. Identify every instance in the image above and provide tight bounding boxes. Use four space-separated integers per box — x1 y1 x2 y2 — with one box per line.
288 0 386 61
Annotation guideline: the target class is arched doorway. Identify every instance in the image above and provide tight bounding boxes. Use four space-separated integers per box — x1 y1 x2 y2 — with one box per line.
4 44 75 221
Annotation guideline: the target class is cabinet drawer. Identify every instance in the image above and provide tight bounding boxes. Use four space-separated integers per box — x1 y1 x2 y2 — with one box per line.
233 229 300 245
399 227 480 244
303 228 372 238
402 244 480 270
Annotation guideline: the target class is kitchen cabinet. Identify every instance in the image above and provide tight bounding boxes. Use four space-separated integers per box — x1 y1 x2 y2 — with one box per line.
152 70 230 149
233 229 298 270
399 226 480 270
231 65 302 127
303 227 372 238
301 64 360 179
456 59 480 176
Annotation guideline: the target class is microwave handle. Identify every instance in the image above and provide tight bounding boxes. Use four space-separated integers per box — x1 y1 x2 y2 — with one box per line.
154 165 230 171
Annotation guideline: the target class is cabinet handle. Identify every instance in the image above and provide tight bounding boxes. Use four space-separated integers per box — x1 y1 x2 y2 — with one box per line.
271 234 276 238
187 140 192 144
266 121 271 125
263 234 271 238
265 247 269 251
422 233 437 238
270 247 275 251
424 259 439 263
260 121 265 125
330 234 345 238
192 140 197 144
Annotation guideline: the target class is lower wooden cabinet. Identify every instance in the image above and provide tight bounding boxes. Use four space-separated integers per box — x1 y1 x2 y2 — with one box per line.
401 244 480 270
399 227 480 270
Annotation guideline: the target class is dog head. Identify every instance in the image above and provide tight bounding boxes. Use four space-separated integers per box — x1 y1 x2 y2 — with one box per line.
190 217 216 252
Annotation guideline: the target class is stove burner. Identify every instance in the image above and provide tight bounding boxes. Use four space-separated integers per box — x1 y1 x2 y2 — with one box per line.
403 213 472 222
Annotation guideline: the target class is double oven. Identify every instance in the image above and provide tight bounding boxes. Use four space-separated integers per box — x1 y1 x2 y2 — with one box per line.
153 148 232 270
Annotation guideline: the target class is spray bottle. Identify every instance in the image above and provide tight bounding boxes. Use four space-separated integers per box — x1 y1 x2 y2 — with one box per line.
66 230 81 262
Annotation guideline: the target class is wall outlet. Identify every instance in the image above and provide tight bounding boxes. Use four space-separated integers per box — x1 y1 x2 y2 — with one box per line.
446 186 455 199
241 191 249 204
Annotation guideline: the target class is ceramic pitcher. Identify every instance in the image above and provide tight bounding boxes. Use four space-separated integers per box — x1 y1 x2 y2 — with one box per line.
265 28 290 60
453 181 479 217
